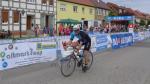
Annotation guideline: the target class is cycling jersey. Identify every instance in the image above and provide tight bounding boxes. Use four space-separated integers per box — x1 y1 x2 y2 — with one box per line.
70 31 91 50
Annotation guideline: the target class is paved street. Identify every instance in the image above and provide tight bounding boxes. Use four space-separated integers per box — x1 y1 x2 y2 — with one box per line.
1 39 150 84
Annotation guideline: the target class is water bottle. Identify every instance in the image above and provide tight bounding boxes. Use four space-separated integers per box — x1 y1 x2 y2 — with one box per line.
78 50 83 60
76 55 80 61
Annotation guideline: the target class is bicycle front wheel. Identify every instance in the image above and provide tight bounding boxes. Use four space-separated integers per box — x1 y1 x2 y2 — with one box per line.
60 55 76 77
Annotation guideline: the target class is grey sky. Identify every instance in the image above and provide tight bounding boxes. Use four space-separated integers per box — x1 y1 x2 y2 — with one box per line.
103 0 150 14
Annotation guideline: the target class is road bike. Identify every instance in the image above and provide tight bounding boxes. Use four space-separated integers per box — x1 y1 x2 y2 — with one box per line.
60 44 93 77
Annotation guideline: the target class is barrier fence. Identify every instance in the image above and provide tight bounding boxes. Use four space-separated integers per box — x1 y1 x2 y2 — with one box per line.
0 31 150 70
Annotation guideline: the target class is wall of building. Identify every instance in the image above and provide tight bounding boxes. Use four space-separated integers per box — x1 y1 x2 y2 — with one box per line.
0 0 56 34
57 1 95 22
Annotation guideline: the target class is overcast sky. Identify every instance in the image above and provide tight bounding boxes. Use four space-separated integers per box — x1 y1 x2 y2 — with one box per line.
103 0 150 14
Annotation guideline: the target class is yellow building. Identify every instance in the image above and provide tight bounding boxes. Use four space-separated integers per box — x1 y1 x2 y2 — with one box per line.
57 0 95 28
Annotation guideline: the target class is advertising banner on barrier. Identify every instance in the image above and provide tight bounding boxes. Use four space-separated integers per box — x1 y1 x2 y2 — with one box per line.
0 40 12 45
0 40 57 70
144 31 150 39
90 35 97 52
139 32 145 41
133 32 140 42
111 33 133 49
95 34 108 51
107 34 112 48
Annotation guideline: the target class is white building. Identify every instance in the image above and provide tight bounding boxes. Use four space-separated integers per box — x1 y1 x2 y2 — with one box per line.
0 0 56 35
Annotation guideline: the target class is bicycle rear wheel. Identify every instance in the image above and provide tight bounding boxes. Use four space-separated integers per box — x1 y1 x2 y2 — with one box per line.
82 51 93 70
60 55 76 77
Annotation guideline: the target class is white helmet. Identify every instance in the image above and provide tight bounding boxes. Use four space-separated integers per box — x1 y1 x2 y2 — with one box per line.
73 25 80 31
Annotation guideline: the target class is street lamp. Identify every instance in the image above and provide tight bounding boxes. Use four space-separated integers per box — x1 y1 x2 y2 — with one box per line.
19 9 25 38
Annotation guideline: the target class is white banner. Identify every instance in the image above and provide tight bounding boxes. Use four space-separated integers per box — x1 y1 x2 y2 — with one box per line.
0 41 57 70
90 35 97 52
139 32 145 41
0 40 12 45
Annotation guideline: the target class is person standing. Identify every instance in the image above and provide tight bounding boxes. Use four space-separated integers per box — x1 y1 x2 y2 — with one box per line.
34 24 40 37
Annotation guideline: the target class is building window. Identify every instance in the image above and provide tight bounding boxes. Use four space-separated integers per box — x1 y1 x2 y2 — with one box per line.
101 9 103 15
42 0 47 4
97 9 100 15
2 9 8 23
103 10 106 16
82 7 85 13
89 9 93 14
73 6 78 12
27 0 35 3
13 10 19 23
60 4 66 11
119 9 122 14
49 0 53 5
104 10 106 16
106 11 109 16
99 9 102 15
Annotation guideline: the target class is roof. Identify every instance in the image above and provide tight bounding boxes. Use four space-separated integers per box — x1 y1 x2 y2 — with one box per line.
59 0 95 7
134 10 145 19
59 0 110 10
107 2 120 9
92 0 110 10
107 2 148 19
106 2 119 13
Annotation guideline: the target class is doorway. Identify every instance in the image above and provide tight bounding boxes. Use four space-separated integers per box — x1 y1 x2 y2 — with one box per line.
27 16 32 30
83 21 88 29
46 15 49 27
27 15 34 30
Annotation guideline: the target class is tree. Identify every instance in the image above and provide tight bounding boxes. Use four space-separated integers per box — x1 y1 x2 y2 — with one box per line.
140 20 146 26
108 11 118 16
147 20 150 25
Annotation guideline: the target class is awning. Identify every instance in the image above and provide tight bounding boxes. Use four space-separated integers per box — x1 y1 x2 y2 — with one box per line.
56 19 82 24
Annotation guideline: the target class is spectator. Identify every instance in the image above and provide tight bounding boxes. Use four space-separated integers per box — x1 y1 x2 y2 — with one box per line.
88 26 94 35
43 26 48 36
58 24 63 36
83 25 88 33
65 26 71 35
49 25 54 36
34 24 40 37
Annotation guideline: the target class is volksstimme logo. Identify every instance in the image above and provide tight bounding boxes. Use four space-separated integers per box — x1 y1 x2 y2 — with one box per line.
37 43 56 50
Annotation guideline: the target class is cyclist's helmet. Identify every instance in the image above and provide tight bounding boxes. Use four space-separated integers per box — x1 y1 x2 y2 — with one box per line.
73 25 80 31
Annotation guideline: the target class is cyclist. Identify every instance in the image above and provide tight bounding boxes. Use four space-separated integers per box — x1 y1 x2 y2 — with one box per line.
67 25 91 71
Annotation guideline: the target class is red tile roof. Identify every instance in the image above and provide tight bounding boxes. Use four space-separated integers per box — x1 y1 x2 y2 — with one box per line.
60 0 95 7
59 0 109 10
107 2 149 19
107 2 119 13
92 0 110 10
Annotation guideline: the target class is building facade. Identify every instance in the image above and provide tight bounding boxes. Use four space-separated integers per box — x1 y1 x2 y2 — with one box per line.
0 0 56 35
93 0 110 27
57 0 95 28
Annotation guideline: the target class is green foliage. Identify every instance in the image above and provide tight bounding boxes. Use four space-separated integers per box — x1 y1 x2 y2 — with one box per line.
108 11 118 16
140 20 146 26
147 20 150 25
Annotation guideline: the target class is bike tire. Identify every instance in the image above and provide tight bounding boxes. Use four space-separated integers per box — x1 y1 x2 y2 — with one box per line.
82 51 94 70
60 55 76 77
